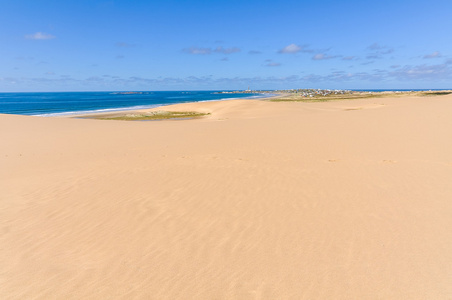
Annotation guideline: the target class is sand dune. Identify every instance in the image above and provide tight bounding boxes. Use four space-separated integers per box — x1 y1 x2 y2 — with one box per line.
1 94 452 299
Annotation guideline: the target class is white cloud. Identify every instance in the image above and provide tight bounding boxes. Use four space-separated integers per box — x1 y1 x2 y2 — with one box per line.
263 59 281 67
183 46 240 55
423 51 442 59
389 62 451 80
367 43 382 50
365 43 394 59
248 50 262 55
214 46 240 54
312 53 339 60
25 32 56 40
6 58 452 91
183 47 212 55
278 44 302 54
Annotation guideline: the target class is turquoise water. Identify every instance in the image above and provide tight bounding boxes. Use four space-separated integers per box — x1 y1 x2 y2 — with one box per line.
0 91 267 116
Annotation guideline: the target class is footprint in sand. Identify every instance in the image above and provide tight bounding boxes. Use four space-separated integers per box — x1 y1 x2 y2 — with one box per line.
382 160 397 164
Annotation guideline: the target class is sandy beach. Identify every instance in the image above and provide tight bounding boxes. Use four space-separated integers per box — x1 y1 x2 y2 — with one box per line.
1 93 452 299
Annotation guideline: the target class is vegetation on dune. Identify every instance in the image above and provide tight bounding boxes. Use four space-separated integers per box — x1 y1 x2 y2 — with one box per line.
96 110 210 121
418 91 452 96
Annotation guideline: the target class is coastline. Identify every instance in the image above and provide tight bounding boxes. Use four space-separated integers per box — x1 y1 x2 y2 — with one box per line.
2 89 449 119
70 92 286 120
68 89 450 121
37 92 277 118
2 92 452 299
0 91 274 117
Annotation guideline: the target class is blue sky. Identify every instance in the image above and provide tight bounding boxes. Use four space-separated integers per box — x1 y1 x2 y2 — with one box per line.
1 0 451 91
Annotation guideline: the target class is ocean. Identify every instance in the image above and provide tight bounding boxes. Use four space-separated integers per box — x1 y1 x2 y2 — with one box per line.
0 91 268 116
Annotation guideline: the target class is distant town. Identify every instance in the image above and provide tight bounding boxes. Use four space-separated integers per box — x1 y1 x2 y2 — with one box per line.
216 89 354 97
